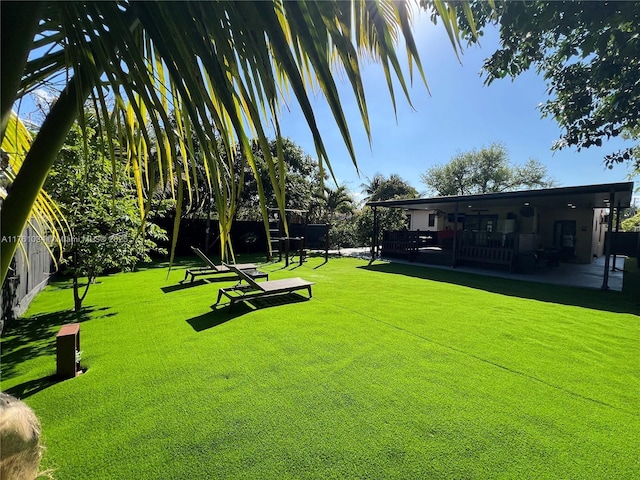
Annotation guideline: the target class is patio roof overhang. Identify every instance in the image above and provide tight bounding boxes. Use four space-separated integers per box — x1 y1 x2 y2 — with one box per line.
366 182 635 212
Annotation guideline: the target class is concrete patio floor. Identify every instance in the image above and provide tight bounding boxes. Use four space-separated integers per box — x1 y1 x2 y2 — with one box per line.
336 247 627 291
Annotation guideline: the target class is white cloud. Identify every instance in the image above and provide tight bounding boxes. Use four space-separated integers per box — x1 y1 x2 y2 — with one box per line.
31 88 57 104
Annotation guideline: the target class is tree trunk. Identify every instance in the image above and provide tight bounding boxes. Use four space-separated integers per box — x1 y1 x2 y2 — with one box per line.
1 1 44 138
73 274 82 312
1 74 95 284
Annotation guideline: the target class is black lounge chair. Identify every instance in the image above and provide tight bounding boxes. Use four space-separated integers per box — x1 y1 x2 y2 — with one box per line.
214 264 314 310
182 246 268 283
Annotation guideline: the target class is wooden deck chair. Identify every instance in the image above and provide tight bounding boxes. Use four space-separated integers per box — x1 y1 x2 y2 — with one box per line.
182 246 268 283
214 263 314 310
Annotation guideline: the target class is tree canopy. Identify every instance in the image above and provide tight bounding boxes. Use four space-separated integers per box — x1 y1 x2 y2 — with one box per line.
361 173 418 202
421 143 555 196
45 115 168 311
314 184 355 223
428 0 640 169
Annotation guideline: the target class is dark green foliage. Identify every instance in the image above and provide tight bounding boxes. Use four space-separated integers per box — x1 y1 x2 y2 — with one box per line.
237 138 322 219
426 1 640 168
44 118 168 310
182 137 321 221
421 143 555 196
314 184 355 223
328 218 358 249
361 173 418 202
355 207 408 246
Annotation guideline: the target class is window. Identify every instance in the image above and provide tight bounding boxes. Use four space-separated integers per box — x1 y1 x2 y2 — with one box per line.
428 213 436 227
465 214 498 232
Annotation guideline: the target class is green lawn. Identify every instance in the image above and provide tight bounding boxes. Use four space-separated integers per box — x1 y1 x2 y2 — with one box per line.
1 255 639 479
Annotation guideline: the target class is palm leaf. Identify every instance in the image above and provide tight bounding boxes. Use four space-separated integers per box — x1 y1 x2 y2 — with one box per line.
1 0 471 283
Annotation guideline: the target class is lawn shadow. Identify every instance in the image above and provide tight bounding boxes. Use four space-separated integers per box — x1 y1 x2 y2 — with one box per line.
161 279 207 293
187 293 310 332
359 262 640 315
163 273 270 293
186 308 248 332
4 375 58 400
1 307 113 381
313 259 329 269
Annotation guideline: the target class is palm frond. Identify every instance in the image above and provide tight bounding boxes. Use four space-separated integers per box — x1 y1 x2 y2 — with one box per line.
1 112 69 269
2 0 470 283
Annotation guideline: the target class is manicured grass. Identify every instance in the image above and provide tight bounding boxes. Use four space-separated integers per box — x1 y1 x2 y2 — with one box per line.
2 255 639 479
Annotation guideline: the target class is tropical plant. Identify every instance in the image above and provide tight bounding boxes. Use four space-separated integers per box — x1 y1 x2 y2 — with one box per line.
354 207 409 247
45 118 168 311
0 113 68 266
328 218 359 249
361 173 418 201
1 0 471 285
235 138 322 220
315 185 355 223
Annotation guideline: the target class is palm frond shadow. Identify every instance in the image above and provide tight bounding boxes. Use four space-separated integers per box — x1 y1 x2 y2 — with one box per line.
4 375 58 400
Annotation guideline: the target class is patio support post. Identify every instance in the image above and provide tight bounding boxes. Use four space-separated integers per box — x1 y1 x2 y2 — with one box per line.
612 203 622 271
601 189 615 290
452 201 459 267
370 206 378 263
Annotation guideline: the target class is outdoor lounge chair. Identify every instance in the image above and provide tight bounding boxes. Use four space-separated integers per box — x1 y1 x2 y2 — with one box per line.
182 246 268 283
214 263 314 310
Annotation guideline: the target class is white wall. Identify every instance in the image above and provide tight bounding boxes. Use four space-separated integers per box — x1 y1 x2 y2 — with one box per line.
410 210 439 231
537 207 598 263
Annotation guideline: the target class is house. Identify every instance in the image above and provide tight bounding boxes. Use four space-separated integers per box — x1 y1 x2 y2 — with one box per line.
366 182 635 289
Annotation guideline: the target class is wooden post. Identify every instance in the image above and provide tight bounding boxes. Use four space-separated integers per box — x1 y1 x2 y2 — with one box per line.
601 189 615 290
612 203 622 271
56 323 81 379
452 202 459 267
370 207 378 262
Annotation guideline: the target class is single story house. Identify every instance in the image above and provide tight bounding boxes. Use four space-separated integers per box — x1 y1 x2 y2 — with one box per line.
366 182 635 290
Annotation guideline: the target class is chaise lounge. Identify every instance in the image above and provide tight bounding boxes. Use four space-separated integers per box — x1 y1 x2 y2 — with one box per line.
182 246 268 283
213 264 314 310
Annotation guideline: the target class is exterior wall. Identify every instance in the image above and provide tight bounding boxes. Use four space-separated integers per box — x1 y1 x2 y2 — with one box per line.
408 204 601 264
537 207 597 263
410 210 439 231
591 208 607 258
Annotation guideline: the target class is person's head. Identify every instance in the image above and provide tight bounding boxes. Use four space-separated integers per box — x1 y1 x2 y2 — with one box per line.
0 392 43 480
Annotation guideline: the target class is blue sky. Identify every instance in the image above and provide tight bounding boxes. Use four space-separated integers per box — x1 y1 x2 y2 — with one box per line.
270 11 636 202
19 10 636 204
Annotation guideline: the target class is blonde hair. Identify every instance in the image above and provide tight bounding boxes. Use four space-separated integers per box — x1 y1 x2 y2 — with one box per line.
0 392 43 480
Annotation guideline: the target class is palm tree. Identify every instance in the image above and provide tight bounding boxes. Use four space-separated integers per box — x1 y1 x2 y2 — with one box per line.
360 173 385 202
0 1 470 284
316 185 354 223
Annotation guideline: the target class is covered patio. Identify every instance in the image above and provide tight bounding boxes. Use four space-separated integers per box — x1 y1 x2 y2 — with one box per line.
366 182 635 291
379 253 627 291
